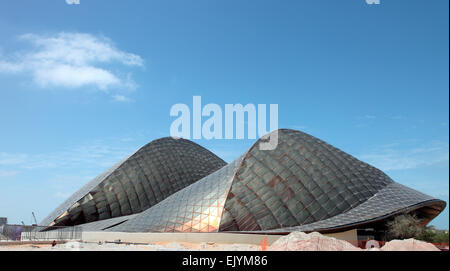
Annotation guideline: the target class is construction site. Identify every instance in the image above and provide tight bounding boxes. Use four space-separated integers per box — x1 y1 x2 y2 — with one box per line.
0 130 448 251
0 225 446 251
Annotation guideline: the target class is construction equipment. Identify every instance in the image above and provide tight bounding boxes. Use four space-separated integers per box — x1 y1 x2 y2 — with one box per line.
32 212 38 226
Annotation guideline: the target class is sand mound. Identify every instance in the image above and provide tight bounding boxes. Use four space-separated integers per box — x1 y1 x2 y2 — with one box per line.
380 239 439 251
269 231 361 251
269 231 440 251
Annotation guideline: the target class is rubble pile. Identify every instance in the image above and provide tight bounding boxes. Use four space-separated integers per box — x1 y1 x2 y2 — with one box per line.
380 239 439 251
269 232 361 251
269 231 441 251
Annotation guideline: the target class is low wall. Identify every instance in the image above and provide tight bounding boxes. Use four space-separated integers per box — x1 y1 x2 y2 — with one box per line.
81 229 358 246
82 232 283 245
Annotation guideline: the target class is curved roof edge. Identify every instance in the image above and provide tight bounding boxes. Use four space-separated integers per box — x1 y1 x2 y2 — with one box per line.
40 153 135 226
246 182 447 234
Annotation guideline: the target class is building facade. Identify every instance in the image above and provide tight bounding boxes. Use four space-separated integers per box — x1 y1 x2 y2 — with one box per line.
42 130 446 236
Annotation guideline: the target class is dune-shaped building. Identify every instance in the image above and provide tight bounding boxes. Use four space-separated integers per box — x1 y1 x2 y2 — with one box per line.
42 129 446 238
40 137 226 227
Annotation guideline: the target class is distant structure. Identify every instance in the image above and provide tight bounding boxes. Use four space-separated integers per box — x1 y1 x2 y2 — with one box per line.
41 129 446 241
0 217 7 226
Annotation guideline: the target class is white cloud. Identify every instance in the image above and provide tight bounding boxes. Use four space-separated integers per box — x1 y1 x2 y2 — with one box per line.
112 94 133 103
0 32 143 90
0 170 18 178
34 64 120 90
358 141 449 171
0 61 23 73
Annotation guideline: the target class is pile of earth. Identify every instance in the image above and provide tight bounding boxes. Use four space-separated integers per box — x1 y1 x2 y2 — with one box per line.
379 239 439 251
268 231 439 251
269 232 361 251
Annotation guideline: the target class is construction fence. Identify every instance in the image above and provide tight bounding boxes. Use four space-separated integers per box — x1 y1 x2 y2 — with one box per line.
0 224 82 241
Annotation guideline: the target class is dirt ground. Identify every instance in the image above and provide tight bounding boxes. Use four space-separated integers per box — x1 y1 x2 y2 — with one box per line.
0 241 261 251
0 231 443 251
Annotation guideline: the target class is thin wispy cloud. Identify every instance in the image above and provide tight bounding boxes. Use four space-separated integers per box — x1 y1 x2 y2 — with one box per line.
112 94 133 103
44 174 98 202
0 32 143 91
355 115 377 120
289 125 312 133
358 141 449 171
391 115 404 120
0 170 18 178
290 125 308 130
0 152 27 165
406 180 450 198
0 141 137 172
53 191 72 199
354 115 377 128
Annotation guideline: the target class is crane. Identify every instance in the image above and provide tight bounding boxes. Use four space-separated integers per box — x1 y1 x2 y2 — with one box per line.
31 212 38 226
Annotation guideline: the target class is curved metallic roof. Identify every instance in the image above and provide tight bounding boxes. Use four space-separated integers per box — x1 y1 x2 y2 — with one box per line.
108 156 245 232
41 137 226 227
105 129 445 233
262 182 445 233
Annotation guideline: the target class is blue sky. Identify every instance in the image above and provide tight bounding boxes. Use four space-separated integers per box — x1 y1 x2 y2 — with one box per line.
0 0 448 229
